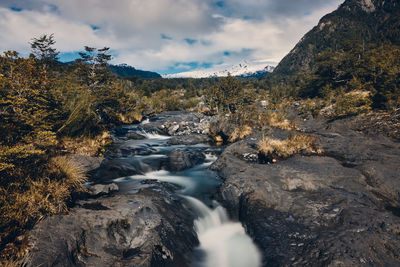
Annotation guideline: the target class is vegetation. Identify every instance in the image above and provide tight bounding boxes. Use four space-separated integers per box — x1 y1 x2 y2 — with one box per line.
2 3 400 259
0 35 172 262
258 133 322 163
268 0 400 114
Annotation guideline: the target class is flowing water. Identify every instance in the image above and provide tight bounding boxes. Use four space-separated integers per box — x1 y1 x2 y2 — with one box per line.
112 118 261 267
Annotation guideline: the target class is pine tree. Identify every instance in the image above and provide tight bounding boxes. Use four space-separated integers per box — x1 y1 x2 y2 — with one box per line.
30 34 59 72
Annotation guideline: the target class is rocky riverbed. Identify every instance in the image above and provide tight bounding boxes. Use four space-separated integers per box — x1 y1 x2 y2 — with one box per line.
24 111 400 266
24 112 214 267
212 114 400 266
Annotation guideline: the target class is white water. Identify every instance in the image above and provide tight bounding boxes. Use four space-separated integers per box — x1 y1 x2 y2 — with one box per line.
114 119 261 267
140 131 171 140
184 196 261 267
115 169 198 193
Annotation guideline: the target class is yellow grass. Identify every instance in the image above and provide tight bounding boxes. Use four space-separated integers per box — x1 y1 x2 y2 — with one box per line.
50 156 87 188
228 125 253 142
0 157 87 263
258 134 322 162
117 111 143 124
258 111 296 130
61 131 112 156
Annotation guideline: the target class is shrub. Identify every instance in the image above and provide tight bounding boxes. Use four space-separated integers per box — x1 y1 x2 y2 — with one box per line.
334 90 372 117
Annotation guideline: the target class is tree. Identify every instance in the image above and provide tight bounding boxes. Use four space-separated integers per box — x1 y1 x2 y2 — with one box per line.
30 34 59 70
76 46 112 92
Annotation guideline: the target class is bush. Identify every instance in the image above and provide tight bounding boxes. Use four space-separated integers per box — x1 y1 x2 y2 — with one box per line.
334 90 372 117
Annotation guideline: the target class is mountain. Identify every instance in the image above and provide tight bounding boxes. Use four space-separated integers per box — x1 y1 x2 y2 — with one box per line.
109 64 161 79
270 0 400 81
163 61 275 78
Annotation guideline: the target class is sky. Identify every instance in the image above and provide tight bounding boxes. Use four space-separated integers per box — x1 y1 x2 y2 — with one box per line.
0 0 343 75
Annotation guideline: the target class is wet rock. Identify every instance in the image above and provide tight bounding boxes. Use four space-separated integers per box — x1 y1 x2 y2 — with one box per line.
213 118 400 266
142 111 213 136
67 155 104 174
168 124 180 135
92 158 146 181
166 149 206 172
24 185 198 267
167 134 211 145
126 132 146 140
88 183 119 196
106 145 156 158
112 127 130 137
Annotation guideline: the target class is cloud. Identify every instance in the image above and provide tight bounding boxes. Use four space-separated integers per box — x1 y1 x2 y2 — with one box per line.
0 0 344 73
0 7 106 54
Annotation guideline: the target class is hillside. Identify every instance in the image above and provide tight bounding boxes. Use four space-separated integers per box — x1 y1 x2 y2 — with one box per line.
109 64 161 79
270 0 400 81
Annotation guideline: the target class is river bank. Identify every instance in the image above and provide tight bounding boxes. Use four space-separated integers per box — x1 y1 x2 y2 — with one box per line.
22 110 400 266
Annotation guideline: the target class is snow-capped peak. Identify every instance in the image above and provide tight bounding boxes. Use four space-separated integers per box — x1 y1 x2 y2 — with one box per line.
163 60 275 78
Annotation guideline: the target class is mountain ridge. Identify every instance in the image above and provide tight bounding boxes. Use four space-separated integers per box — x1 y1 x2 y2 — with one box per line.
163 61 275 78
269 0 400 81
109 64 161 79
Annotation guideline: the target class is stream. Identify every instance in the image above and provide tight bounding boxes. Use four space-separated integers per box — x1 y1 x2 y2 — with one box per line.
111 118 261 267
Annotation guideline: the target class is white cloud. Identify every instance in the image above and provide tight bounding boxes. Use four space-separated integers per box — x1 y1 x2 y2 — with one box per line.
0 0 344 73
0 7 107 54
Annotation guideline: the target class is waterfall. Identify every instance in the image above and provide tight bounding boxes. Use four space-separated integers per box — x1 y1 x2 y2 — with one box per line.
114 120 261 267
184 196 261 267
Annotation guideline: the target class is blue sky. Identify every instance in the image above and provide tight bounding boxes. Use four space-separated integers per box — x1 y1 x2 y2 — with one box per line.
0 0 343 75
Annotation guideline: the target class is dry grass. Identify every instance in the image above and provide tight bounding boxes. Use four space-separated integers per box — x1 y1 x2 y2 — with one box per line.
1 257 22 267
298 98 327 117
258 134 322 162
0 156 87 261
50 156 87 188
117 111 143 124
258 111 297 130
228 125 253 143
61 131 112 156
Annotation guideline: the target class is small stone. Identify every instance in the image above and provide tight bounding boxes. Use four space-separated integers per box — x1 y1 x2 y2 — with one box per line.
89 183 119 196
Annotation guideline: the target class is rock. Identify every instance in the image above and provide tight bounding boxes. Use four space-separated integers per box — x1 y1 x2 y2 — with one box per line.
92 158 145 181
168 124 180 135
112 127 130 137
166 149 205 172
126 132 146 140
88 183 119 196
141 111 213 136
67 155 104 174
105 144 156 158
167 134 211 145
212 118 400 266
24 185 198 267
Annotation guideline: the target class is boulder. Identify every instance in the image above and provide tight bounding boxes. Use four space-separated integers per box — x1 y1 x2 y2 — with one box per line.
141 111 213 136
212 117 400 266
126 132 146 140
92 158 145 181
167 134 211 145
24 185 198 267
166 149 205 172
67 154 104 174
88 183 119 196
